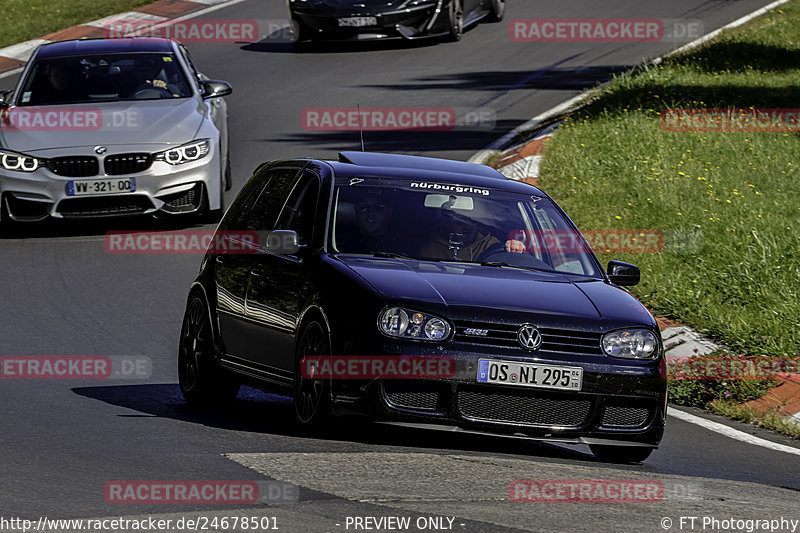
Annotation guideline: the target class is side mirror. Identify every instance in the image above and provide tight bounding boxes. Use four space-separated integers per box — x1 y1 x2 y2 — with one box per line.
607 260 640 286
0 89 12 105
200 80 232 99
260 230 301 256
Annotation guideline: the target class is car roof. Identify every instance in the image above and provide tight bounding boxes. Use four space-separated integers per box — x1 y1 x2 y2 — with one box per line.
318 152 547 196
36 38 175 59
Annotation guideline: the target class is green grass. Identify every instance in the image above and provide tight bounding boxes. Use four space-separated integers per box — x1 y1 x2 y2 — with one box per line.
0 0 153 49
709 400 800 440
539 3 800 356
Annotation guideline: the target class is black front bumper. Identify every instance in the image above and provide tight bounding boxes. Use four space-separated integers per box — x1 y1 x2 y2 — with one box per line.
330 358 667 447
292 3 445 40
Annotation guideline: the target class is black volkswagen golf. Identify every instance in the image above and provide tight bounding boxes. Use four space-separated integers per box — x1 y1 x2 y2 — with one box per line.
178 151 667 463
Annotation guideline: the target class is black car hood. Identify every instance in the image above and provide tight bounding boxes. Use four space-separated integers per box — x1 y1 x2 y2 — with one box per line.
336 256 656 328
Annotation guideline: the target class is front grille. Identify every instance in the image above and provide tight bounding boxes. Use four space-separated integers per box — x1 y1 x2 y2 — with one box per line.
458 387 591 427
104 153 152 175
57 196 153 218
47 156 99 177
453 321 602 354
601 405 651 428
383 382 442 411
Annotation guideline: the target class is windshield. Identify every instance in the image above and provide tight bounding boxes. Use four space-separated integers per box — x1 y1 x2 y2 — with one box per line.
330 178 602 278
17 53 192 106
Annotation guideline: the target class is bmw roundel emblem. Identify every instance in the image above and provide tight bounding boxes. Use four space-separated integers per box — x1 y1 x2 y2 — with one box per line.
94 146 107 154
517 324 542 351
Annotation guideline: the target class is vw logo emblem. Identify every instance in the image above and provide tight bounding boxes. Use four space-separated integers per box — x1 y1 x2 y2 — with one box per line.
517 324 542 351
94 146 107 154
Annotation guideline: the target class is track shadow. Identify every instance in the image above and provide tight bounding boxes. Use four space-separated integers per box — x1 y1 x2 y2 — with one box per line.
355 65 631 92
72 383 605 464
260 119 524 154
241 34 443 55
0 215 214 240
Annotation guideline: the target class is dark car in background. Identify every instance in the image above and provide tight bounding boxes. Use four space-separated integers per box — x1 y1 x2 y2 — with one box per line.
289 0 505 44
178 151 667 463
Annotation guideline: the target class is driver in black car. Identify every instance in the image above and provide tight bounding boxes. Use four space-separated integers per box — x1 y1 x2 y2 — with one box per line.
337 190 401 254
419 197 526 261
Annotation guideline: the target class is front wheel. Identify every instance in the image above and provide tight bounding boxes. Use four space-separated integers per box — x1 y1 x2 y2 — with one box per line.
589 444 655 463
178 294 239 406
486 0 505 22
293 320 333 425
445 0 464 41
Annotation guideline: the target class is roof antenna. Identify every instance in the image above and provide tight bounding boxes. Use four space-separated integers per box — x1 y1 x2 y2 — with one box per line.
357 103 365 152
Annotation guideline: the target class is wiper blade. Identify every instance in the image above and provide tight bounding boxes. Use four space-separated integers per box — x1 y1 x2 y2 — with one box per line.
373 251 414 260
480 261 550 273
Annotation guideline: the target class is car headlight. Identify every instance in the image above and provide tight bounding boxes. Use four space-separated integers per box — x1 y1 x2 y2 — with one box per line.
0 150 41 172
601 329 659 360
378 307 451 341
154 139 210 165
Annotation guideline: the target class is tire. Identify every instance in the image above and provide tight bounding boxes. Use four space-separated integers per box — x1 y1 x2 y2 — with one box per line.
445 0 464 41
291 17 316 51
178 294 240 406
589 444 655 463
293 320 333 425
486 0 505 22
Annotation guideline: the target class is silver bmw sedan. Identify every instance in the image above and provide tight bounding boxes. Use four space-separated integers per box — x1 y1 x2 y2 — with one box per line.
0 37 232 224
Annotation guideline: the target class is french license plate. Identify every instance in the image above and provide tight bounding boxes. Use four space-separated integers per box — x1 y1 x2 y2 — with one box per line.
477 359 583 391
338 16 377 27
67 178 136 196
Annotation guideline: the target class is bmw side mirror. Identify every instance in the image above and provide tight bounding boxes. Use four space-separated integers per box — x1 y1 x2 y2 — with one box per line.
200 80 232 99
261 230 301 256
607 260 640 286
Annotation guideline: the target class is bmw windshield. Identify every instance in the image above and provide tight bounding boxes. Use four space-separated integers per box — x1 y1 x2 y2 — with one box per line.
16 53 193 106
330 178 603 278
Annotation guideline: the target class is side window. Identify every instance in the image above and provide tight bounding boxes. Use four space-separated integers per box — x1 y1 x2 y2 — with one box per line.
244 168 300 231
226 171 268 232
275 173 320 246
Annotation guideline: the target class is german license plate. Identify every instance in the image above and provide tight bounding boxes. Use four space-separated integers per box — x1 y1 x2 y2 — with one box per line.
338 16 377 27
67 178 136 196
476 359 583 391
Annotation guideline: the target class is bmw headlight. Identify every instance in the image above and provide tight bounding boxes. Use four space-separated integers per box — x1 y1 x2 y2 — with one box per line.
0 150 41 172
601 329 659 360
378 307 451 341
154 139 210 165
